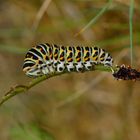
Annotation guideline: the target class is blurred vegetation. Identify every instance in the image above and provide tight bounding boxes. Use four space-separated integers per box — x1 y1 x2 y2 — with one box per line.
0 0 140 140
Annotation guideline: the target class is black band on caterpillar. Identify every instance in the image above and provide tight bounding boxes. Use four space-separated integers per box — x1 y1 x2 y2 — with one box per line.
23 43 113 77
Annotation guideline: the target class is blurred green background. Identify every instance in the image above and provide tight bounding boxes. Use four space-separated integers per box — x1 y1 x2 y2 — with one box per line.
0 0 140 140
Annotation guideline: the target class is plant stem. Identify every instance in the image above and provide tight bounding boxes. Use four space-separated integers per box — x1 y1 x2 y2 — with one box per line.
0 65 117 107
129 0 134 66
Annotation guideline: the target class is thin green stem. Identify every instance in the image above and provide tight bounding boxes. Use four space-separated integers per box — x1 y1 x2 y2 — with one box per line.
129 0 134 66
0 65 117 107
75 0 112 36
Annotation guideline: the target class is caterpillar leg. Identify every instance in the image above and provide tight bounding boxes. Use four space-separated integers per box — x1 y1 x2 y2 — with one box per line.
39 64 49 75
66 62 75 72
57 61 65 72
84 61 93 70
75 62 84 72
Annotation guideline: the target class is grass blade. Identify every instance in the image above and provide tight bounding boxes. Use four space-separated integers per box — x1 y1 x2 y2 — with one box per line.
75 0 112 37
129 0 134 65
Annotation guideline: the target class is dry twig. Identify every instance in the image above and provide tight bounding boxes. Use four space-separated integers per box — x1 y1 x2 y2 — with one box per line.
32 0 52 31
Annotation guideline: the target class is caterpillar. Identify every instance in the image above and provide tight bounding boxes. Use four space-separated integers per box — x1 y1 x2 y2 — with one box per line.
23 43 113 77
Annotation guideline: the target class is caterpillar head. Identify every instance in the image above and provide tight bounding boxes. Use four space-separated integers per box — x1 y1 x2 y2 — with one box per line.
22 59 43 77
